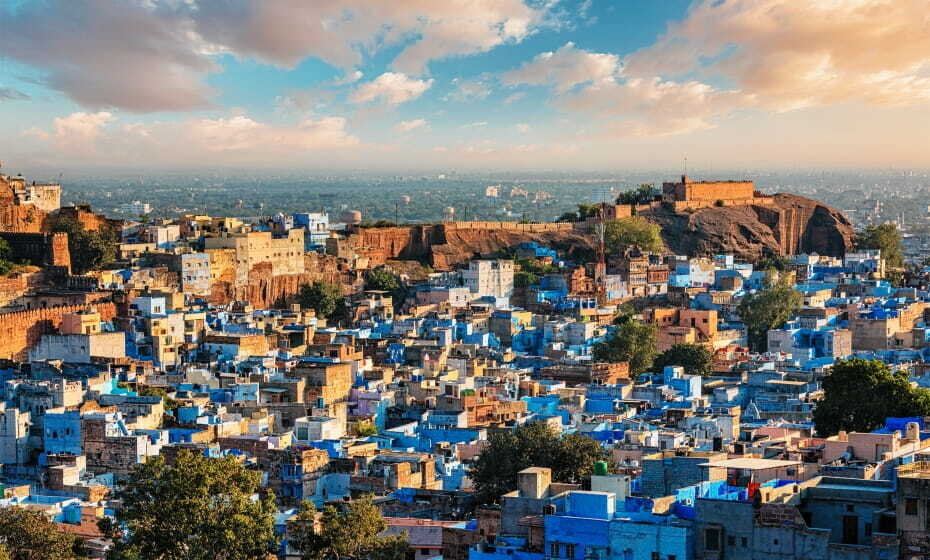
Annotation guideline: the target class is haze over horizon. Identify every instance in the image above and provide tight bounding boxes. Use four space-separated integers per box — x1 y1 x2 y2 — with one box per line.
3 0 930 172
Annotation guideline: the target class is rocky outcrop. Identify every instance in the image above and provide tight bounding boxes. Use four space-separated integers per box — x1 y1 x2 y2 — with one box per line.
345 223 595 270
344 194 853 268
208 253 360 308
641 193 854 260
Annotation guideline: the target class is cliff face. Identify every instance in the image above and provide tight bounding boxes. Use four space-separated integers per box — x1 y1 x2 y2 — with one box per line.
641 193 854 260
346 223 594 270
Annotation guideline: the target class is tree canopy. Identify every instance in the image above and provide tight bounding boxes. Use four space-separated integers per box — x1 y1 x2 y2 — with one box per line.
0 507 85 560
813 358 930 436
365 267 407 307
615 184 656 205
592 320 658 376
287 497 409 560
100 451 278 560
604 217 664 254
51 217 118 275
470 423 609 505
297 281 344 320
856 223 904 269
556 203 600 223
737 272 802 352
653 343 713 377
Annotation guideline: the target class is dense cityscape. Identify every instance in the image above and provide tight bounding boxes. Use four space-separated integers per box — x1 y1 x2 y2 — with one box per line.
3 1 930 560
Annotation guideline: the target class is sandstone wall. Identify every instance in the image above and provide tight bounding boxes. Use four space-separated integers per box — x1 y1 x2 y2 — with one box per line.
208 253 356 308
0 302 116 360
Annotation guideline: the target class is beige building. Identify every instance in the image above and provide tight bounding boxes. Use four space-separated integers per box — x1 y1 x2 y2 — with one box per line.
204 229 305 286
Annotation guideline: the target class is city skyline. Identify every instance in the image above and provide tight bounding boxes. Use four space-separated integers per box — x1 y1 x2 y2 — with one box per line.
2 0 930 171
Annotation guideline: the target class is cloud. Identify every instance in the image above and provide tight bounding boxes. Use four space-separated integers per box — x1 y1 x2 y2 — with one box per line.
445 78 492 102
625 0 930 111
0 87 30 101
0 0 216 112
0 0 545 112
502 42 620 92
557 78 744 137
189 0 544 75
515 123 531 133
461 121 489 129
350 73 433 105
394 119 428 133
23 111 359 165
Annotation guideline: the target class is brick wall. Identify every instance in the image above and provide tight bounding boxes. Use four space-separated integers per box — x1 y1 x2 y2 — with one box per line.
0 302 116 360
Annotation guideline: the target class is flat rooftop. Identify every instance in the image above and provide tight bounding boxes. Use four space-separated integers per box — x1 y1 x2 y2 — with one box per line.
700 458 801 470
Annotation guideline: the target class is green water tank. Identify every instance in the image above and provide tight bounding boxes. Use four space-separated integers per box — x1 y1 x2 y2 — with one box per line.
594 461 609 476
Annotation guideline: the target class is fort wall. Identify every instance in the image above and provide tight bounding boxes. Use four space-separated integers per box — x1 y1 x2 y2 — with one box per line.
0 302 116 360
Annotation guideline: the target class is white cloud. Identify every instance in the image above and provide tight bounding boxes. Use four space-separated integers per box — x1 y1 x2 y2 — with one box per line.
502 42 620 92
625 0 930 111
23 111 359 165
0 0 546 112
394 119 428 133
461 121 489 129
350 73 433 105
515 123 531 133
445 77 492 102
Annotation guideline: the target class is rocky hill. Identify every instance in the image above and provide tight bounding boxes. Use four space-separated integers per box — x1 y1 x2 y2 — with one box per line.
641 193 855 260
345 193 854 268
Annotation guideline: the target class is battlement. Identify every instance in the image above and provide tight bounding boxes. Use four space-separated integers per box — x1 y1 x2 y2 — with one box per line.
662 175 758 204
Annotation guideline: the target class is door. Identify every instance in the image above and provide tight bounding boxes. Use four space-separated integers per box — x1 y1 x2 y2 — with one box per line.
842 515 858 545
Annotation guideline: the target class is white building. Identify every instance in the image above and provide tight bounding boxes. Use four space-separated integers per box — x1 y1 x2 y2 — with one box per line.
294 416 345 442
29 332 126 363
117 201 152 215
462 259 514 299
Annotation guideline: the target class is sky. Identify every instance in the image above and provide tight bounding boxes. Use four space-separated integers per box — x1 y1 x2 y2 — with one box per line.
1 0 929 172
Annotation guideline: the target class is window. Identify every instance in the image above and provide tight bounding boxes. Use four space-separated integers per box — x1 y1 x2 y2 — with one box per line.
727 536 736 546
564 544 575 559
846 504 855 513
705 528 721 551
741 537 748 547
550 543 559 558
906 498 919 515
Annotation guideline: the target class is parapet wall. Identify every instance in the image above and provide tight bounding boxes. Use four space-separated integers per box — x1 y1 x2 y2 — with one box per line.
0 302 116 360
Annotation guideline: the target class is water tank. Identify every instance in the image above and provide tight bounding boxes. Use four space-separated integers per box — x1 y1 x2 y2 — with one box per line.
594 461 609 476
443 206 455 222
340 210 362 224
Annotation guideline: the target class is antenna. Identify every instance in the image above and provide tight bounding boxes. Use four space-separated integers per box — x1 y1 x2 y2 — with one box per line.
593 188 612 306
683 156 688 177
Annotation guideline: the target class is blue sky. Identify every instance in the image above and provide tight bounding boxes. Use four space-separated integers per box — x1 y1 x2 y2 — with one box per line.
1 0 929 171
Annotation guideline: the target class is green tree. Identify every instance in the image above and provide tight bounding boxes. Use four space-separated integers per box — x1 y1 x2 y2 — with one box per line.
856 223 904 269
556 203 601 223
0 506 85 560
100 451 278 560
51 217 118 274
365 267 407 307
287 497 410 560
0 238 18 276
297 281 343 319
756 252 789 272
737 272 802 352
592 320 658 376
604 217 664 254
514 270 539 288
615 184 655 205
470 423 609 505
813 358 930 436
653 343 713 377
356 420 378 437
